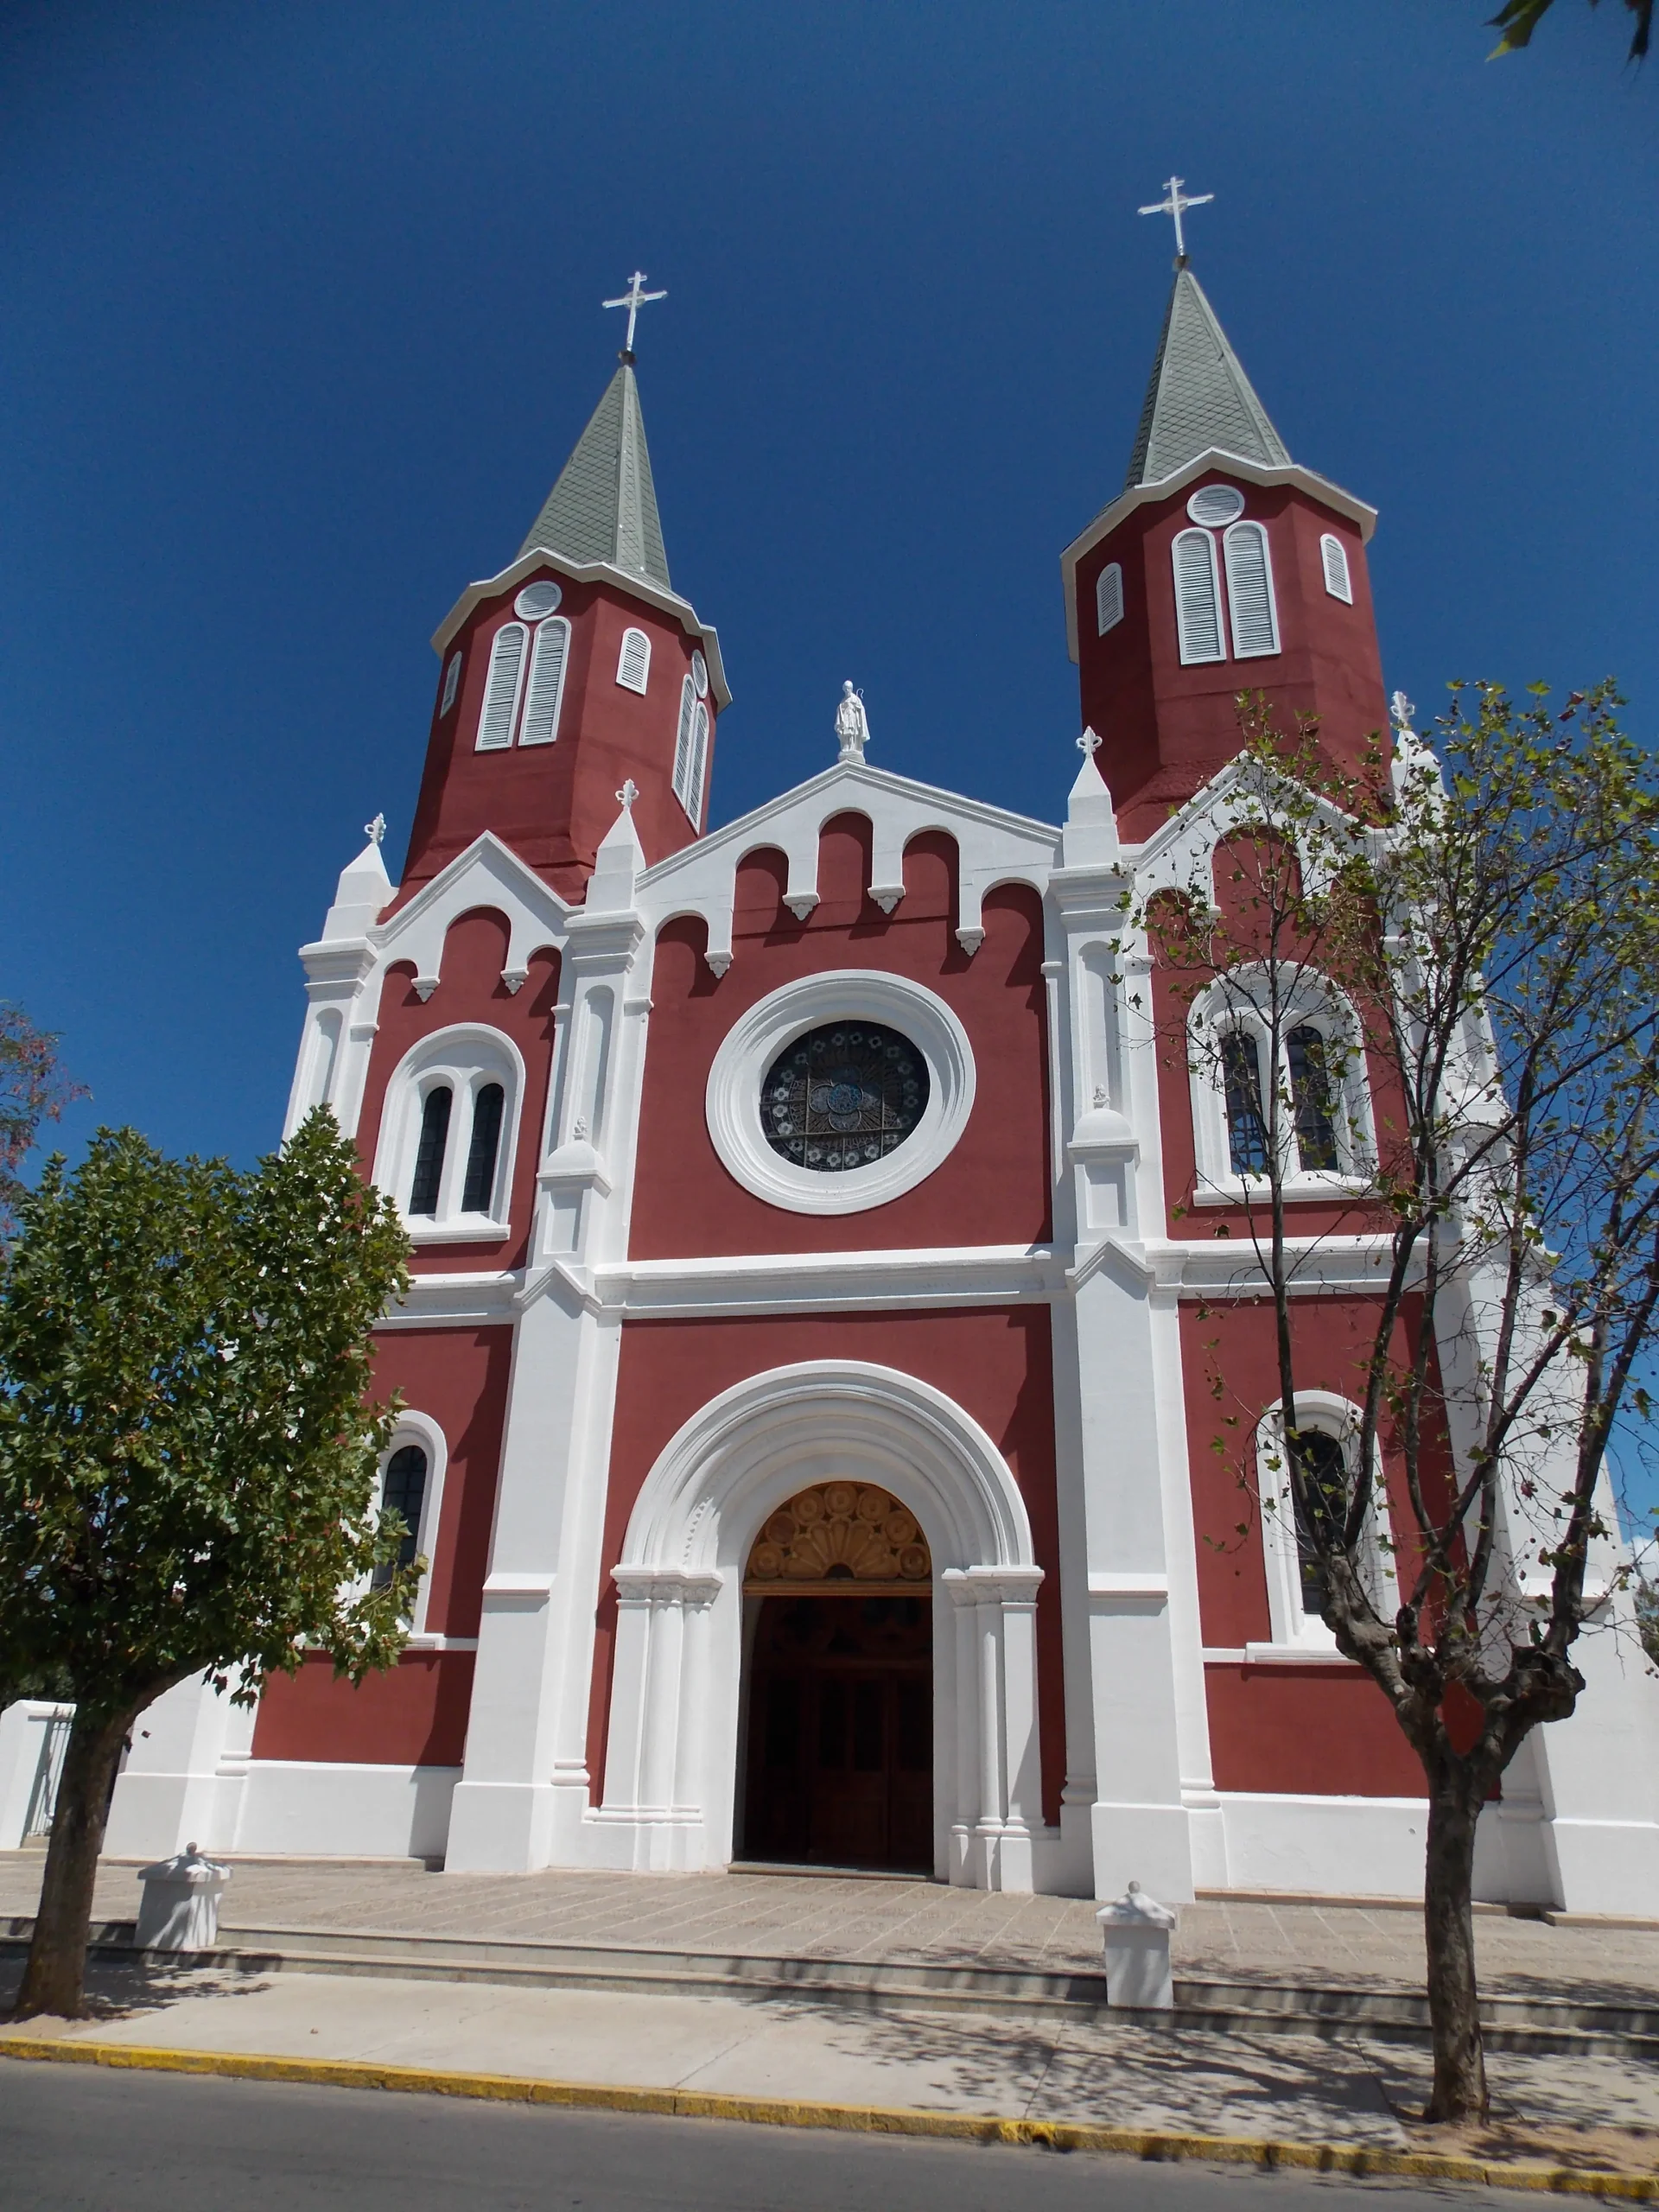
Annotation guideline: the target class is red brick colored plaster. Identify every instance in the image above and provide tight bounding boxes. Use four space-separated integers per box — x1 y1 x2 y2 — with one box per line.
253 1649 474 1770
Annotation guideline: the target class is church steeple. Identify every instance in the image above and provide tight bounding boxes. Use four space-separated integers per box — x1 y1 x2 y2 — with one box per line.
517 359 671 590
1125 267 1291 491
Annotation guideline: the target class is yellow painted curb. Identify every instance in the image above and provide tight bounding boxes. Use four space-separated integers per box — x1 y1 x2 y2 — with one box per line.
1 2031 1656 2197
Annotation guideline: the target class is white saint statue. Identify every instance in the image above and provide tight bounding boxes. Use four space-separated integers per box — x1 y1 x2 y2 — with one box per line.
835 681 870 763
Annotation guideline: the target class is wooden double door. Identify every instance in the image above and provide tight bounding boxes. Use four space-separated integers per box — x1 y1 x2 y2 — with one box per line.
741 1593 932 1872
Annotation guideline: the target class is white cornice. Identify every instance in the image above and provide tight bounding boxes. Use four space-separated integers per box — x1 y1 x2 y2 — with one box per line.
1059 449 1379 664
379 1271 521 1327
591 1243 1060 1318
430 549 732 709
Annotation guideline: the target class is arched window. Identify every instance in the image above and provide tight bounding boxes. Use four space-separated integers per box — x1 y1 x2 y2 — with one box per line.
1096 561 1124 637
1255 1398 1399 1651
616 627 651 694
476 622 527 751
372 1444 429 1591
1319 532 1353 604
440 651 463 716
1224 521 1280 658
1220 1031 1269 1175
409 1087 453 1215
1172 529 1224 664
461 1082 505 1214
671 676 698 817
1287 1024 1338 1171
685 702 710 826
518 615 570 747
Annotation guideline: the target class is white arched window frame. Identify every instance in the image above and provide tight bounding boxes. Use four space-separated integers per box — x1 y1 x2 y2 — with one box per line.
372 1025 526 1243
616 626 652 695
1319 532 1353 605
370 1411 456 1643
476 622 528 751
1172 528 1225 664
1096 561 1124 637
440 651 463 717
1223 520 1280 659
518 615 570 747
671 676 698 817
1188 972 1375 1205
684 701 710 827
1255 1395 1399 1655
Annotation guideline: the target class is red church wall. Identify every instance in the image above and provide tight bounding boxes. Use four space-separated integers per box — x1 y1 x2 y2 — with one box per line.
631 819 1051 1258
353 914 560 1272
251 1324 512 1768
1075 473 1387 839
587 1307 1065 1826
400 569 714 902
1179 1294 1451 1799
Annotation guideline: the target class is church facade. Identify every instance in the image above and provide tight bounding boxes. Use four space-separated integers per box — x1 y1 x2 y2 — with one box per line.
103 264 1659 1910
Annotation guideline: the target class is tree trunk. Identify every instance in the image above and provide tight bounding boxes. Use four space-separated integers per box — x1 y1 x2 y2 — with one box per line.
12 1705 134 2020
1422 1764 1489 2123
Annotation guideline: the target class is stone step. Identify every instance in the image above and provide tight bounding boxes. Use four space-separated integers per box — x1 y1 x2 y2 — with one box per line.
5 1916 1656 2058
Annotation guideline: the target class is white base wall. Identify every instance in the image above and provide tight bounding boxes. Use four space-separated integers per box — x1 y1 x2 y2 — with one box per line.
233 1762 459 1862
0 1702 73 1850
1217 1792 1428 1899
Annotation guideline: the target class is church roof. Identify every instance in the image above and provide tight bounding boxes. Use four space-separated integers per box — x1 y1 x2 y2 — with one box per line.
1124 266 1290 490
518 360 671 589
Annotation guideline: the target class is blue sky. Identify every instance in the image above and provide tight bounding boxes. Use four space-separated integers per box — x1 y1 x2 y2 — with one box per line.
3 0 1655 1181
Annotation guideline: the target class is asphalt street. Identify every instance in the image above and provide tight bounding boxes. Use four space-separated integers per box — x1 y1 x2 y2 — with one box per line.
0 2057 1535 2211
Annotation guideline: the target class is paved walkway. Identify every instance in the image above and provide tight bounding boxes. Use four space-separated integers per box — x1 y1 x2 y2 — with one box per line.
5 1852 1659 2007
4 1956 1659 2171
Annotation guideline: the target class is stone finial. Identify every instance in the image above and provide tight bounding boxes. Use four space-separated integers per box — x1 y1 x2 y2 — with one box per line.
1063 729 1122 868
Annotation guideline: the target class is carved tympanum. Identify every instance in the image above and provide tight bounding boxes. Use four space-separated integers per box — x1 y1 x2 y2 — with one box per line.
745 1481 931 1591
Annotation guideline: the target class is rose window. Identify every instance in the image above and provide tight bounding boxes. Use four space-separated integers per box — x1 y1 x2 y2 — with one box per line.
760 1022 930 1173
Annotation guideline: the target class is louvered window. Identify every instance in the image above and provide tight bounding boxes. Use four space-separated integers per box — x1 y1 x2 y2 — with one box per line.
1320 532 1352 604
461 1083 505 1213
1172 530 1224 664
1096 562 1124 637
440 652 462 716
617 627 651 695
684 702 710 826
1224 522 1280 659
476 623 527 751
518 616 569 747
409 1087 453 1214
671 677 697 813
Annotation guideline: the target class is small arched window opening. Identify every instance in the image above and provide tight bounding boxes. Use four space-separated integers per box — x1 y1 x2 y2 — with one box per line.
1319 532 1353 604
1221 1031 1269 1175
671 677 698 817
518 616 570 747
1096 562 1124 637
1172 529 1224 664
440 651 463 717
1224 521 1280 659
372 1444 429 1591
461 1082 505 1214
1287 1427 1348 1616
409 1087 453 1215
1256 1401 1399 1651
476 624 527 751
617 627 651 694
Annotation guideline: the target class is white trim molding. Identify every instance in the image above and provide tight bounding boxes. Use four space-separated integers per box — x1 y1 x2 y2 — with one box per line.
704 970 976 1217
1255 1392 1399 1654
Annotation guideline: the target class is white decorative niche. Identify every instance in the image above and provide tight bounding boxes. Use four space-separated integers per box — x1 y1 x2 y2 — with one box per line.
704 970 976 1216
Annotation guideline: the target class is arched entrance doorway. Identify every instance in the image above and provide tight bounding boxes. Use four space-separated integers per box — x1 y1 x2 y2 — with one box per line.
741 1482 932 1871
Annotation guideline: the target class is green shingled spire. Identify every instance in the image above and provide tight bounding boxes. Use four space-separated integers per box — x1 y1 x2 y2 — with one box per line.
1124 267 1290 492
518 361 671 589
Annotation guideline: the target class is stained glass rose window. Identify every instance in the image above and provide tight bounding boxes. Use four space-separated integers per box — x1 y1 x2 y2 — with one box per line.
760 1022 930 1173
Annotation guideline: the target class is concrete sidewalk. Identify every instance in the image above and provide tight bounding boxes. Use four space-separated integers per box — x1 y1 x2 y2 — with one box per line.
5 1951 1659 2178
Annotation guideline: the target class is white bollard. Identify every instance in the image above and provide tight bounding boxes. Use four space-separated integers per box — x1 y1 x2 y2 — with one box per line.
1096 1879 1177 2009
134 1843 232 1952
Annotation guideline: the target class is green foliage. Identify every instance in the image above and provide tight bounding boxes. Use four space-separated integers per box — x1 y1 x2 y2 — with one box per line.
1489 0 1652 60
0 1005 86 1241
0 1110 416 1722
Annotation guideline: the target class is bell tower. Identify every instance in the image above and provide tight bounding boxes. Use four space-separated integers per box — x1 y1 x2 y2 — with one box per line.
400 276 729 903
1061 245 1388 839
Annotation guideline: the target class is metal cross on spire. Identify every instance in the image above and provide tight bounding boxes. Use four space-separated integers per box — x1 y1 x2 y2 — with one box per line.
1137 175 1214 264
603 270 667 357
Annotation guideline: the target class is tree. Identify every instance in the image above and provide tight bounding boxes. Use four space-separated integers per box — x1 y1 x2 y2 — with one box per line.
1489 0 1653 60
1132 683 1659 2124
0 1110 416 2019
0 1004 86 1241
